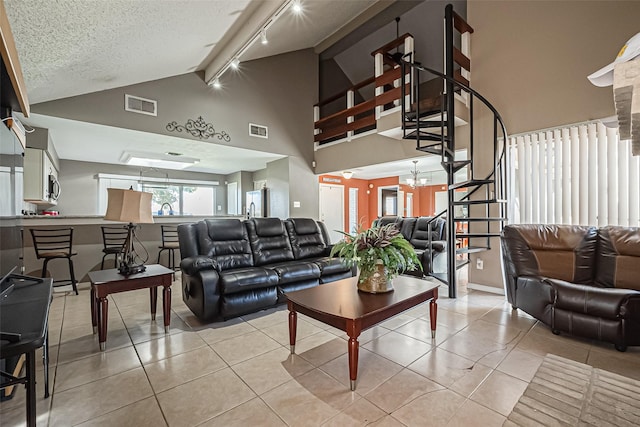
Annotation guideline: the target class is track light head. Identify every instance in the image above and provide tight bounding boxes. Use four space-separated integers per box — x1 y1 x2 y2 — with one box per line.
261 29 268 45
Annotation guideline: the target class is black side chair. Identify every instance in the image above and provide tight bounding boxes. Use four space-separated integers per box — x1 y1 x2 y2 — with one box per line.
100 226 128 270
30 227 78 295
157 225 179 278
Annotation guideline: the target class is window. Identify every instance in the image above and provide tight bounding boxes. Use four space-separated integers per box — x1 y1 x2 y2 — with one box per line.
142 184 215 216
97 173 219 216
507 121 640 227
348 187 358 233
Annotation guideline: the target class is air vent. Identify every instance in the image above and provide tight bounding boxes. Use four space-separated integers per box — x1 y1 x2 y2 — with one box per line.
249 123 268 139
124 94 157 116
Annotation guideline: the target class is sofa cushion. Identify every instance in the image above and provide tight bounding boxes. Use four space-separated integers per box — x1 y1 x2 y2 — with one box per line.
410 217 445 250
219 267 279 295
309 256 351 276
264 260 321 284
285 218 326 259
197 219 254 270
595 226 640 290
246 218 295 266
399 218 417 241
501 224 597 284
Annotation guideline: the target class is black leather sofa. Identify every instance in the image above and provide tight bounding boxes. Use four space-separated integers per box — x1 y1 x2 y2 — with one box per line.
178 217 354 321
501 224 640 351
372 216 447 276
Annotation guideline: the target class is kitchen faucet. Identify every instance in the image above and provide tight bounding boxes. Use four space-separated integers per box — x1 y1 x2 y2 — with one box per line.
160 203 173 215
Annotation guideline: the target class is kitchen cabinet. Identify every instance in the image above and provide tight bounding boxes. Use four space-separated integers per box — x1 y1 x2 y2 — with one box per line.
24 148 57 205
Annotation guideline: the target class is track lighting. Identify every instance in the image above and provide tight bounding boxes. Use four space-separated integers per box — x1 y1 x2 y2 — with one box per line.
230 58 240 70
292 0 302 13
211 78 221 89
261 29 268 45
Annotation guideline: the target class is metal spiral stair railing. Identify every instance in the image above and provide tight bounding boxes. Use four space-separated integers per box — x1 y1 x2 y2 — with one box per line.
396 5 508 297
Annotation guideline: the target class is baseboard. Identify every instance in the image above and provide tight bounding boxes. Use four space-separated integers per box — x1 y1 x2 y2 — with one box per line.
467 282 505 295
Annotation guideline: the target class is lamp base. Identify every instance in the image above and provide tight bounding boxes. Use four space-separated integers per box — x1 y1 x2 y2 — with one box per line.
117 264 146 276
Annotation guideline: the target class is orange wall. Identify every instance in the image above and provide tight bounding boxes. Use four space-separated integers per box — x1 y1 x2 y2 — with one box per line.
318 175 371 232
318 175 442 232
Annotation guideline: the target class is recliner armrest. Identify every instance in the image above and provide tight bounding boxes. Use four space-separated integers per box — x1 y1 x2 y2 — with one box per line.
549 278 640 319
430 240 446 252
180 256 219 276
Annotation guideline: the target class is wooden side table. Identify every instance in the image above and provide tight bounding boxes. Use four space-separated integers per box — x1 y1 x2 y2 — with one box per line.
88 264 173 351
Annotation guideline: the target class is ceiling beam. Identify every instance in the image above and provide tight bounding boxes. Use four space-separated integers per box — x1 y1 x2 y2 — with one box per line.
202 0 287 84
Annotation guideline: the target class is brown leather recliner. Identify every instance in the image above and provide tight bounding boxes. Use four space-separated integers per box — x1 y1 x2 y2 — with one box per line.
501 224 640 351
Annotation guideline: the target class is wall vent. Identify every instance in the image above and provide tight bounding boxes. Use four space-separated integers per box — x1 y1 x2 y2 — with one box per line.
124 94 157 116
249 123 268 139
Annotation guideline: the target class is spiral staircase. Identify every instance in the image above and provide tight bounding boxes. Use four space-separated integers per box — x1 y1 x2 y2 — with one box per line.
313 4 508 298
396 4 508 297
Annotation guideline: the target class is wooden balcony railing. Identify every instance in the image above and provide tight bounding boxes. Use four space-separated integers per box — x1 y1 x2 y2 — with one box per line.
314 34 414 145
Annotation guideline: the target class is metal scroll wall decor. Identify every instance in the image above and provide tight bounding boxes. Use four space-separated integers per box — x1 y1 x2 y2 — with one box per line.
166 116 231 142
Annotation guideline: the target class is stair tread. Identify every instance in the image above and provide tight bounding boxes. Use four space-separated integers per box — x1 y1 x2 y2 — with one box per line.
453 199 507 205
453 217 505 221
449 179 494 190
416 146 443 155
405 132 449 142
456 246 490 254
442 160 471 173
456 259 470 269
429 272 448 284
404 121 447 129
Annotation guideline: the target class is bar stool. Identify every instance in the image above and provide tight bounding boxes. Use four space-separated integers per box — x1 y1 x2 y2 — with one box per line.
30 228 78 295
100 226 128 269
157 225 179 278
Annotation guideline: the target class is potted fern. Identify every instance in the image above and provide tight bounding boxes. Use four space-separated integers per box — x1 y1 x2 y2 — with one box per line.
330 223 421 293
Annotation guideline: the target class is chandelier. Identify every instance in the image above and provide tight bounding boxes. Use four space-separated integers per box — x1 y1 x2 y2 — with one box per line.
406 160 428 188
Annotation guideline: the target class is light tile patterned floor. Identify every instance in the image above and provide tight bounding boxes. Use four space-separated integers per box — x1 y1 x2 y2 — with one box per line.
1 271 639 426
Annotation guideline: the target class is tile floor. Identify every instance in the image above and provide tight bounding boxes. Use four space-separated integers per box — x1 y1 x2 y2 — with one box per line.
1 272 639 426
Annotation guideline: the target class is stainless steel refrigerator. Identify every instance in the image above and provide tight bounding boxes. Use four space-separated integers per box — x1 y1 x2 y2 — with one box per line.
246 188 268 218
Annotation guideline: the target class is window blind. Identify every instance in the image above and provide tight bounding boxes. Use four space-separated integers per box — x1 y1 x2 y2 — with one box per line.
508 121 640 227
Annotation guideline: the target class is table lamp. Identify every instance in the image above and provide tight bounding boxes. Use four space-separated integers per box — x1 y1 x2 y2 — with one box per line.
104 188 154 275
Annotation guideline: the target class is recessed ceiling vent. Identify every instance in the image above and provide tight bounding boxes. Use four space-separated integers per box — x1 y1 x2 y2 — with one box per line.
249 123 268 139
124 94 157 116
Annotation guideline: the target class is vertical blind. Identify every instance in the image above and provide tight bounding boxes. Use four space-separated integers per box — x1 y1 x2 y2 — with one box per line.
507 121 640 227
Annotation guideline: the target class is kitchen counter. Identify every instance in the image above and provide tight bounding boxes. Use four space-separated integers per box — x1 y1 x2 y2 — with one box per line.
18 215 243 281
21 215 244 226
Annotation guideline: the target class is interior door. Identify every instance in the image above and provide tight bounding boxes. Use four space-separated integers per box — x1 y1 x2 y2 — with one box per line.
319 184 344 244
435 191 447 215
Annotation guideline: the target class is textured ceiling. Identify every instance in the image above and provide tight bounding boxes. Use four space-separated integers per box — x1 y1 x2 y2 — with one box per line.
4 0 251 104
4 0 407 176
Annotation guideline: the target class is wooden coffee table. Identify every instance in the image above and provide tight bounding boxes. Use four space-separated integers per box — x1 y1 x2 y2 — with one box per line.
286 275 439 390
88 264 173 351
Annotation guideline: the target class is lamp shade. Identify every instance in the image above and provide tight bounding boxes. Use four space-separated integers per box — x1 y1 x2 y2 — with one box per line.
104 188 154 224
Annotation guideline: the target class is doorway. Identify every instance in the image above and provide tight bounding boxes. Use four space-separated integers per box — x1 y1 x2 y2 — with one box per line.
319 184 344 244
380 187 398 216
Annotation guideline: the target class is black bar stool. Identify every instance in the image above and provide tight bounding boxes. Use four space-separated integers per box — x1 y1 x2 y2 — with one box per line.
30 228 78 295
100 226 128 269
157 225 179 278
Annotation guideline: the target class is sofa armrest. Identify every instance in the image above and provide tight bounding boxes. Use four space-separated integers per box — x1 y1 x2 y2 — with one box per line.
549 278 640 319
429 240 446 252
322 245 335 257
620 294 640 320
511 276 555 324
180 256 219 276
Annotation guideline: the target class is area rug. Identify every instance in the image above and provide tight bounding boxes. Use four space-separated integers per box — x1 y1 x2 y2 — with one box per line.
505 353 640 427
